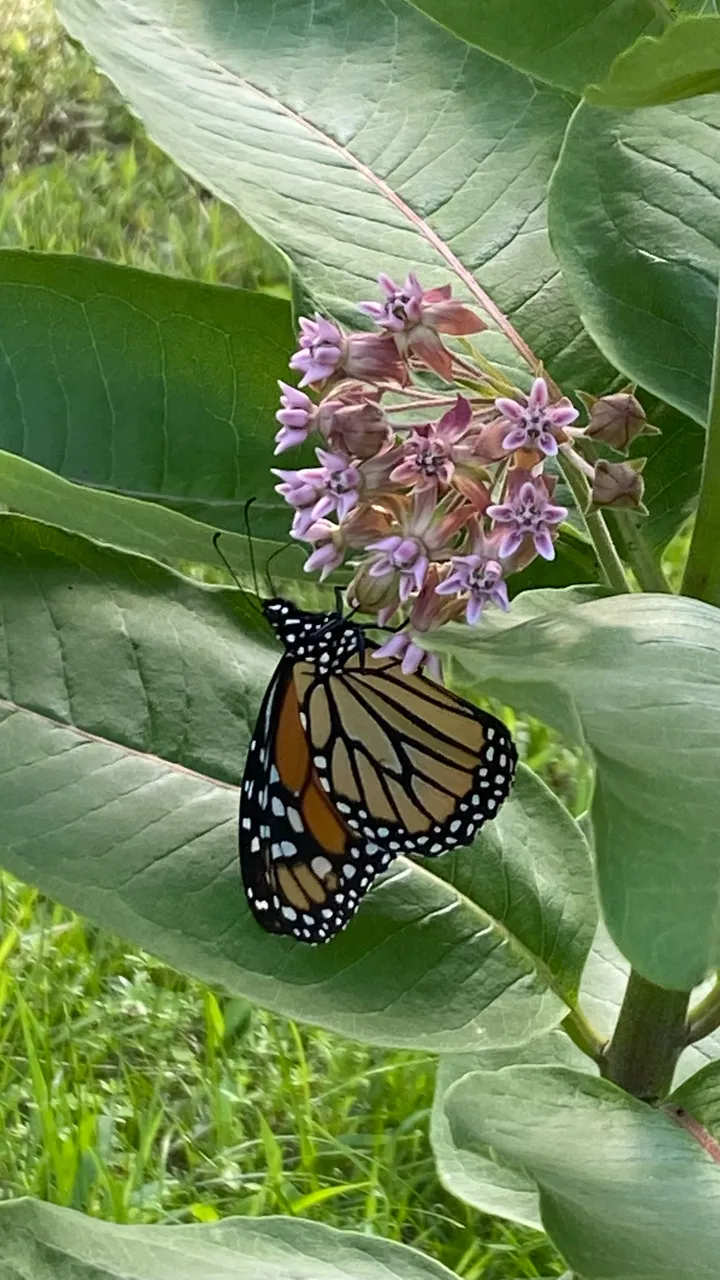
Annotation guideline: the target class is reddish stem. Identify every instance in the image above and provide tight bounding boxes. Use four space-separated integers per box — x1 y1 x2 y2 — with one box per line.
667 1107 720 1164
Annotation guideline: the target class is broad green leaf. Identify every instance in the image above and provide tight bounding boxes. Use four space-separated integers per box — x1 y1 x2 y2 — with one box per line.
0 514 595 1051
431 928 720 1230
0 448 283 584
445 1065 720 1279
404 0 664 95
587 16 720 108
549 96 720 426
425 766 597 1002
425 593 720 989
0 1199 457 1280
57 0 611 392
0 250 296 543
430 1031 590 1230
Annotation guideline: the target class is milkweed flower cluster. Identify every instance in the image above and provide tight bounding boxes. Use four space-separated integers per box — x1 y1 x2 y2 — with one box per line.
272 273 657 676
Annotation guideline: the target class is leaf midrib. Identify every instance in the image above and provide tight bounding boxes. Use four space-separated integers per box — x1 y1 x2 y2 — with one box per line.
86 0 535 365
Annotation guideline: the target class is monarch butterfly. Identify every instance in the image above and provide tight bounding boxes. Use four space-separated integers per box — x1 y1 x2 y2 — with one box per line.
239 592 517 944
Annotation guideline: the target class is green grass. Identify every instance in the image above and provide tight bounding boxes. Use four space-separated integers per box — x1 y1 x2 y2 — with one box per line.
0 4 583 1274
0 875 563 1278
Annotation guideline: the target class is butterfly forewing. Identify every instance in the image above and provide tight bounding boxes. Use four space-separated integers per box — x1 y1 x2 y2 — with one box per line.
239 656 393 943
298 650 517 859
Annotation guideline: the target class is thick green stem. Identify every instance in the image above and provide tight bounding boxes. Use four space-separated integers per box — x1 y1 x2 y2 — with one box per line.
686 976 720 1045
604 970 691 1100
557 454 632 594
610 510 672 594
682 286 720 605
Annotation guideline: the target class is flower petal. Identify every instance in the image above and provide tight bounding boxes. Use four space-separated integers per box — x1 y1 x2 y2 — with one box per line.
495 397 525 423
466 595 484 626
498 528 524 559
533 529 556 560
538 431 559 457
529 377 549 410
502 426 529 452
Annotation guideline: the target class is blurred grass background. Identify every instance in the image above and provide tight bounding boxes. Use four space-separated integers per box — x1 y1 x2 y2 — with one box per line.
0 3 690 1275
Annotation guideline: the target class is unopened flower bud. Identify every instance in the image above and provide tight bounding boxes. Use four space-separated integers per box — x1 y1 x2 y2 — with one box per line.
579 387 660 452
589 458 648 513
317 398 393 459
347 558 400 615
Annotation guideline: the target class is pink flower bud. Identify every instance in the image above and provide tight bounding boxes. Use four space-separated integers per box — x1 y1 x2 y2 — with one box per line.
343 331 408 386
579 388 660 451
590 458 648 513
317 398 393 459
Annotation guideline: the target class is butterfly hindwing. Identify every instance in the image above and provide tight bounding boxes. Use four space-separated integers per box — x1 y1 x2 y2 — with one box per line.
239 656 394 943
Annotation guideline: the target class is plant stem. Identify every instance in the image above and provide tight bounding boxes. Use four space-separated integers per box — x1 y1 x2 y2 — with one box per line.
610 510 672 593
557 452 632 594
682 285 720 605
686 977 720 1044
562 1007 605 1064
604 970 691 1100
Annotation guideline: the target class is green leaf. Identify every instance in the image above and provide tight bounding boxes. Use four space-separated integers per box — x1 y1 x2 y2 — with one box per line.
430 1031 590 1230
682 288 720 605
425 592 720 990
587 16 720 108
444 1065 720 1279
0 515 594 1051
431 921 720 1231
426 766 597 1002
56 0 611 392
0 250 296 543
0 448 284 584
403 0 665 95
670 1059 720 1133
631 396 703 552
549 96 720 425
0 1199 457 1280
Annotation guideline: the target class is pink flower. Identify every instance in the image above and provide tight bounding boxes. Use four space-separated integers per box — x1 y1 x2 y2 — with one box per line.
374 629 442 681
436 556 509 625
391 396 471 489
487 478 567 561
295 519 345 581
368 535 429 604
273 450 361 536
390 397 493 512
274 381 317 454
290 314 345 387
496 377 578 458
359 273 485 381
272 465 327 537
365 489 472 604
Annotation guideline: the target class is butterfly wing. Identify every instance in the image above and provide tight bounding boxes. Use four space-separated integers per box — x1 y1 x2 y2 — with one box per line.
296 648 516 859
240 656 394 943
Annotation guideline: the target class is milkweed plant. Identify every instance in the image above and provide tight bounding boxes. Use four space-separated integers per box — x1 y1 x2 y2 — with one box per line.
1 3 720 1280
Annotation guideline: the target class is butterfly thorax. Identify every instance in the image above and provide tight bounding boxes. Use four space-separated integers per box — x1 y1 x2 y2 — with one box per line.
263 598 363 672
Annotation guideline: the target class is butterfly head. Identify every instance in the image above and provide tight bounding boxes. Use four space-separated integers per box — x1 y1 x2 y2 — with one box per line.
263 597 363 669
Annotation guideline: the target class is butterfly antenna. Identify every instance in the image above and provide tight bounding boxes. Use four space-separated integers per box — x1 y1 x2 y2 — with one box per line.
243 497 261 598
264 540 302 597
212 531 263 615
